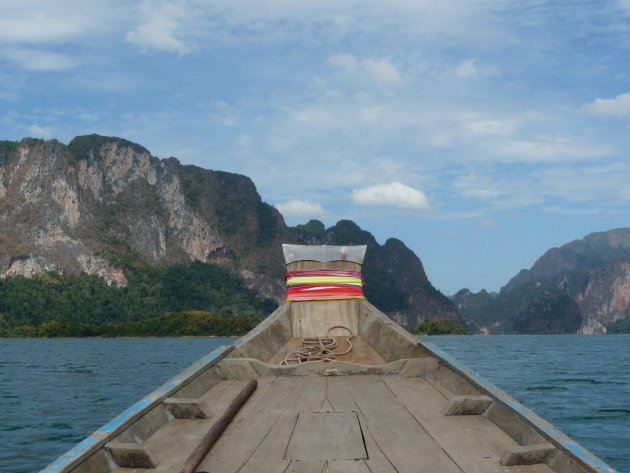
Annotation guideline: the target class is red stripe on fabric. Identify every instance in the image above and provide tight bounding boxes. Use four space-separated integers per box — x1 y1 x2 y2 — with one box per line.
286 283 364 301
287 294 366 301
285 268 365 301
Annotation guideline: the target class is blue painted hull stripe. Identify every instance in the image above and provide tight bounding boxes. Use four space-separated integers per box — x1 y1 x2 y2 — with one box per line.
41 344 232 473
421 342 618 473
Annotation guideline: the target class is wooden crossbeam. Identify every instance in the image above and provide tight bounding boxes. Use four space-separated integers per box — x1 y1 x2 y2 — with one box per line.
164 397 211 419
443 395 493 416
501 443 556 466
105 441 158 468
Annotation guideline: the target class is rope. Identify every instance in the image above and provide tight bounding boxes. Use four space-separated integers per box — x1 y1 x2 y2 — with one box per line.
279 325 355 366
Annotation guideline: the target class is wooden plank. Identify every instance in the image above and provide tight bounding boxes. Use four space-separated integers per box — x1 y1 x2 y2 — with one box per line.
319 398 335 413
291 300 359 338
501 444 556 466
121 380 268 473
326 460 372 473
197 379 242 407
355 412 397 473
105 442 157 468
163 397 210 419
285 412 366 461
382 376 556 473
325 378 396 473
286 460 326 473
326 376 461 473
178 380 258 473
331 336 385 364
237 409 296 473
123 417 217 473
443 395 493 416
198 376 327 473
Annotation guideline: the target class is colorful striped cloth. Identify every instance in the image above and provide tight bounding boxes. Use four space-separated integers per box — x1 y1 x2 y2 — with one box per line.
285 269 365 301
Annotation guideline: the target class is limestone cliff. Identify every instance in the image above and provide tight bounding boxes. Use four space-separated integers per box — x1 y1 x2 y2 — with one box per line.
502 228 630 294
0 135 457 329
457 229 630 334
576 258 630 334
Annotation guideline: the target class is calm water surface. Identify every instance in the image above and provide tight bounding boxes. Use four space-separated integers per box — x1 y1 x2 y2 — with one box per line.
0 335 628 473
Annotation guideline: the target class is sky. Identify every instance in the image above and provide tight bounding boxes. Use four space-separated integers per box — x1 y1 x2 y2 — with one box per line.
2 0 630 295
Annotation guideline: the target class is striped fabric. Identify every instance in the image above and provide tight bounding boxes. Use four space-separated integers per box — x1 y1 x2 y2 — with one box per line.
285 269 365 301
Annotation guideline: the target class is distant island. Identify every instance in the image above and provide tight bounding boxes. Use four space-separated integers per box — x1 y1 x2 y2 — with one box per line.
412 318 467 335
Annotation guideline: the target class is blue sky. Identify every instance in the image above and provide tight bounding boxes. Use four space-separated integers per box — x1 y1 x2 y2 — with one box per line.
2 0 630 294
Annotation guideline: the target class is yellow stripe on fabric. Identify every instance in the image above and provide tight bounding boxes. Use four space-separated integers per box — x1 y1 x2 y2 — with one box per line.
286 276 363 285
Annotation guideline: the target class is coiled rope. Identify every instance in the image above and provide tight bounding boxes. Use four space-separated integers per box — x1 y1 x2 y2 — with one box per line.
279 325 355 366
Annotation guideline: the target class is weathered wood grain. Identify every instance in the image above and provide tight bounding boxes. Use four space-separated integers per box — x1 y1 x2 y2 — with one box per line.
326 460 372 473
178 380 257 473
291 300 360 338
382 376 555 473
285 412 366 461
285 460 326 473
327 376 461 473
198 376 327 473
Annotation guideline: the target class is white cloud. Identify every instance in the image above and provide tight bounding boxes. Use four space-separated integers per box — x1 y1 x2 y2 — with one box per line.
126 0 194 55
79 113 99 121
0 1 123 45
584 92 630 117
0 11 84 43
618 0 630 14
457 58 477 79
542 206 621 216
328 53 358 72
538 162 630 203
479 219 497 227
461 117 518 137
352 181 430 210
275 199 325 217
454 173 501 200
489 136 614 162
2 48 78 71
26 124 53 138
364 59 402 85
328 54 402 86
234 133 252 147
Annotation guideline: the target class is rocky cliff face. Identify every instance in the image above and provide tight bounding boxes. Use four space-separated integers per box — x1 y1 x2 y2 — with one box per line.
502 228 630 294
457 229 630 334
0 135 457 329
576 258 630 334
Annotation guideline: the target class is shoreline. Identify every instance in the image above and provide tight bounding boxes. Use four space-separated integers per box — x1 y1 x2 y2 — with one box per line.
3 333 627 340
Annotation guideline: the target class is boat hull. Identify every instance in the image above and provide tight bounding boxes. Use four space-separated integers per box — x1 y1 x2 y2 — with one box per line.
42 301 617 473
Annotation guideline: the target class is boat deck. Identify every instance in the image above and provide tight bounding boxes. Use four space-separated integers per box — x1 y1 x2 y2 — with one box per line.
113 374 555 473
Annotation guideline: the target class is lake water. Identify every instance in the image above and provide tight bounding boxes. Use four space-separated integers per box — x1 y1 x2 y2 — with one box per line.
0 335 628 473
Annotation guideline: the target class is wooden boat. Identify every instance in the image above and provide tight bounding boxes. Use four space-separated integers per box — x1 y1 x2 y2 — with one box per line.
43 244 618 473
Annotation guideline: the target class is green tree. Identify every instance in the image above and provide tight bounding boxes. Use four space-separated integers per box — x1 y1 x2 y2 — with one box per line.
413 318 467 335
